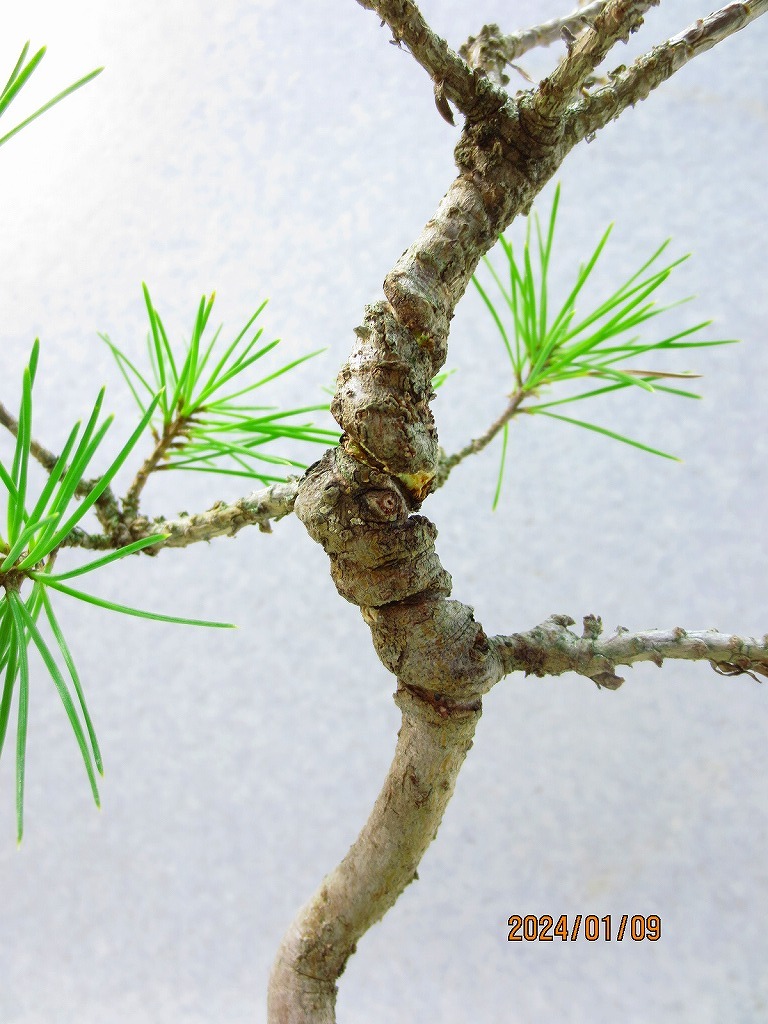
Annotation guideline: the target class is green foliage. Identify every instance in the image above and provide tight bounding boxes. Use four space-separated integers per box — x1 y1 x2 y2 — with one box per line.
431 368 457 390
474 184 736 505
0 345 233 842
101 286 338 486
0 41 102 149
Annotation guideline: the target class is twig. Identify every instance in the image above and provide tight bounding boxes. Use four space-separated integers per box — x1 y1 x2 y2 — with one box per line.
142 480 299 546
0 398 123 533
60 479 300 552
460 2 610 85
435 386 527 488
1 391 298 551
122 415 190 518
0 398 59 475
493 614 768 690
564 0 768 145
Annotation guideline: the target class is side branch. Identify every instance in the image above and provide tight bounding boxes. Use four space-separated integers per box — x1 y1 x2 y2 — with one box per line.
123 416 191 519
535 0 660 121
492 614 768 690
565 0 768 144
60 480 300 552
354 0 507 121
141 481 299 547
0 398 60 477
0 398 122 533
435 387 526 489
460 2 610 85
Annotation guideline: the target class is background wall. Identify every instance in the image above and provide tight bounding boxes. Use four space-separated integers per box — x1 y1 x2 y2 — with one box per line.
1 3 766 1022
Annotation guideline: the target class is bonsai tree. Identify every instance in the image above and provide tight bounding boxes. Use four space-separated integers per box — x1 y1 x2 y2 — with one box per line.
2 2 766 1021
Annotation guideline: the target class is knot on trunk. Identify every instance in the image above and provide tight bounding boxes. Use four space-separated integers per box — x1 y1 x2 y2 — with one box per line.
295 448 451 609
295 448 503 700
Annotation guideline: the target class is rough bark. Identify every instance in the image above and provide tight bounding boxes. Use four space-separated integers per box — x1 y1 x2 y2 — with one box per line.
493 614 768 690
269 3 767 1021
460 2 610 85
2 4 763 1020
1 11 758 1016
564 0 768 145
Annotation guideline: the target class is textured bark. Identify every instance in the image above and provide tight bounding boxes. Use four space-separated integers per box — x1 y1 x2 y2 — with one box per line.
493 614 768 689
58 481 300 553
460 2 610 85
269 3 768 1021
532 0 660 121
132 480 299 545
564 0 768 145
3 4 762 1021
354 0 509 122
295 447 504 701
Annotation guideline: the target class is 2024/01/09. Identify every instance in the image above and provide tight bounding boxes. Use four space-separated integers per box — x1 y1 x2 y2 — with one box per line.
507 914 661 942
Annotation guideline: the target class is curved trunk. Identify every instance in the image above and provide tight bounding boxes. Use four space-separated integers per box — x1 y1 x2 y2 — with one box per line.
268 686 481 1024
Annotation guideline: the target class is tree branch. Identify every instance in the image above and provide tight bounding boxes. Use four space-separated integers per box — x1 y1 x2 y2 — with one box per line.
2 390 298 554
59 479 299 552
492 614 768 690
122 414 191 519
139 480 299 547
460 1 610 85
435 386 526 489
354 0 507 122
564 0 768 145
280 4 768 1020
534 0 660 121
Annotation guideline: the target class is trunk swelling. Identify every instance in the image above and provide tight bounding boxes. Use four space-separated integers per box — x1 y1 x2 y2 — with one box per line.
267 3 768 1020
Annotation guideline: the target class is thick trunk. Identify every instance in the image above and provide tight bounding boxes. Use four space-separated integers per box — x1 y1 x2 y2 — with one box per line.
267 2 768 1020
268 687 480 1024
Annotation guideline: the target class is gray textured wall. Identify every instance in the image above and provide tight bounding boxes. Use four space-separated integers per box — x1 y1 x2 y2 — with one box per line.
1 3 766 1022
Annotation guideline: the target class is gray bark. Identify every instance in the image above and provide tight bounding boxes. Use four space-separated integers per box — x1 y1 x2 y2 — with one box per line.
267 2 768 1020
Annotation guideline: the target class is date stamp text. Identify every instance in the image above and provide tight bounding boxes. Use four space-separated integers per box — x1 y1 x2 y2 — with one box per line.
507 914 661 942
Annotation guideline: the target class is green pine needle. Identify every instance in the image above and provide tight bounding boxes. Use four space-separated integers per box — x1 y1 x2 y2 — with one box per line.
0 604 17 763
6 595 30 844
0 339 241 838
41 590 102 774
471 184 735 504
0 43 103 150
44 535 168 581
16 393 163 570
492 423 509 511
530 409 680 461
35 576 236 629
102 288 335 482
12 591 101 808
